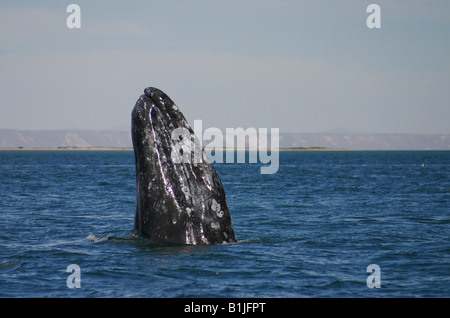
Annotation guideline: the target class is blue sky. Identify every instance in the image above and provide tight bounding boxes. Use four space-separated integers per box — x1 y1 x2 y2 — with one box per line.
0 0 449 133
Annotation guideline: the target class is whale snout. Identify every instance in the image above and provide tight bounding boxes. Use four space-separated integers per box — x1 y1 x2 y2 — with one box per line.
144 87 173 107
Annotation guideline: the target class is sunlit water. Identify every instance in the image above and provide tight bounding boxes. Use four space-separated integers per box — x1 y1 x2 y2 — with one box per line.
0 150 448 297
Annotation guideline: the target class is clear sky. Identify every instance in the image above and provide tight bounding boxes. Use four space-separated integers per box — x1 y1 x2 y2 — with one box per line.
0 0 449 133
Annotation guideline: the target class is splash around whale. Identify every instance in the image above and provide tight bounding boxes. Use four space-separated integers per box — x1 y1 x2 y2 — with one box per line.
131 87 237 245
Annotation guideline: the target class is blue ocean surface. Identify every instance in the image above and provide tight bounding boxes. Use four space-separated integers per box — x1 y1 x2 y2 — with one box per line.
0 150 448 298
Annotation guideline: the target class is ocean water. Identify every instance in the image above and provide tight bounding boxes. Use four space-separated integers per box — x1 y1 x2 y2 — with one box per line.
0 150 448 298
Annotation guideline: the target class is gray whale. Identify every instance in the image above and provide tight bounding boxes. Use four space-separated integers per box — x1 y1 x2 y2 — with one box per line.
131 87 237 244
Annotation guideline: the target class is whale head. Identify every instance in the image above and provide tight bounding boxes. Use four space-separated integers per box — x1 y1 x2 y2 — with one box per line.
131 87 237 245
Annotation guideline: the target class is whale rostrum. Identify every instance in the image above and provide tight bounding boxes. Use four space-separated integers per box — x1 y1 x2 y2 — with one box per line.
131 87 237 244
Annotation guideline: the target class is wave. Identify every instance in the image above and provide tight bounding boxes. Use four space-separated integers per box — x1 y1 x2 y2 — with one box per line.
86 233 113 243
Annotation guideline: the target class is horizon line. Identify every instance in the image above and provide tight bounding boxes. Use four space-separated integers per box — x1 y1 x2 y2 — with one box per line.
0 128 448 136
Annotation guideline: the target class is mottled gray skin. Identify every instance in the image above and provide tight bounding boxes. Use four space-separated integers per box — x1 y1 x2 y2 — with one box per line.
131 87 237 245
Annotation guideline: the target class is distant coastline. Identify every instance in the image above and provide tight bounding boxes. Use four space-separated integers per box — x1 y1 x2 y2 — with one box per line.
2 146 448 152
0 129 448 150
278 146 346 151
0 146 341 151
0 146 337 151
0 146 133 151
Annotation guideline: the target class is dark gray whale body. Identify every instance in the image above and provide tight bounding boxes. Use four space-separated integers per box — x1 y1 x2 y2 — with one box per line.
131 87 237 245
